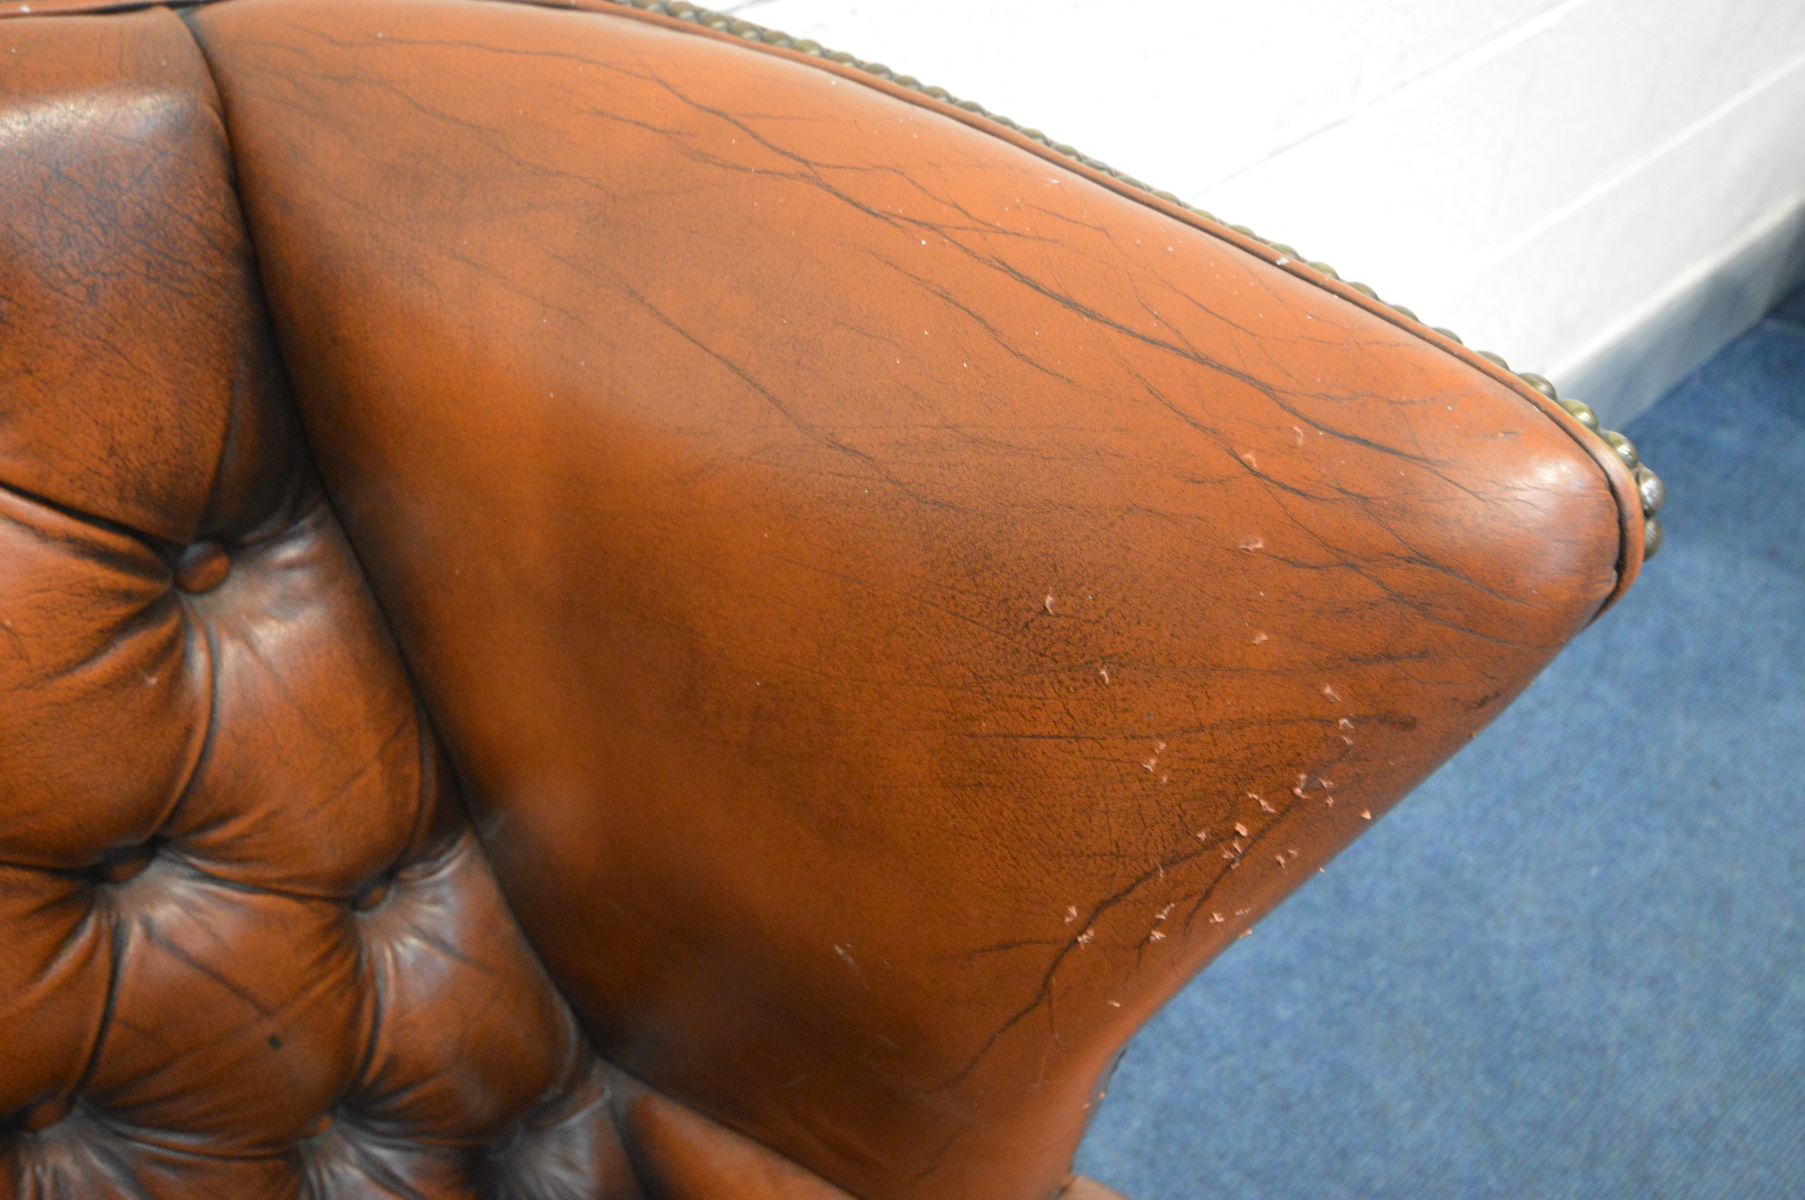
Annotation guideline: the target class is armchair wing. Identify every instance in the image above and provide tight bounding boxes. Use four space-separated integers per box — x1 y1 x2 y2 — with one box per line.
0 1 1653 1197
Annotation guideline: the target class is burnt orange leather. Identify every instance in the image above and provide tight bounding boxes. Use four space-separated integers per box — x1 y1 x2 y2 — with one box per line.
1 1 1639 1197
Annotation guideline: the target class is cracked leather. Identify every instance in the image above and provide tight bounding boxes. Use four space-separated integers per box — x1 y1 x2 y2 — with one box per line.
1 0 1633 1197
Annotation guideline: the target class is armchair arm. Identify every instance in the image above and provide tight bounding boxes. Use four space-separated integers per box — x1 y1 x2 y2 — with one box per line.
190 1 1645 1196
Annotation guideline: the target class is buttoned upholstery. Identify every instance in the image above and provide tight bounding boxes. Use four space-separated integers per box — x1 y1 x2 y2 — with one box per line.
2 2 1642 1198
0 9 635 1196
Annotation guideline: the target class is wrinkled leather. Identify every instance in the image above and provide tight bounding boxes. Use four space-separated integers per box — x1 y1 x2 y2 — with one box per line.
1 1 1637 1198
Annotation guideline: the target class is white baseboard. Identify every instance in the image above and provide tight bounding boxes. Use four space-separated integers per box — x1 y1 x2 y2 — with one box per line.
1549 193 1805 429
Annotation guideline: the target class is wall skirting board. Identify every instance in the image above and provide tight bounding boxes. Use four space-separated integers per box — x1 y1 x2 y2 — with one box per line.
1559 193 1805 426
732 0 1805 427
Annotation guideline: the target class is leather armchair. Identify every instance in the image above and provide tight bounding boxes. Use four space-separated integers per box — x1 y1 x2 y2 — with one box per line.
0 1 1657 1197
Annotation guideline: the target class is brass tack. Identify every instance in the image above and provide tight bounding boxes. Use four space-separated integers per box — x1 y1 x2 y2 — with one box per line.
1559 398 1600 432
1601 429 1639 470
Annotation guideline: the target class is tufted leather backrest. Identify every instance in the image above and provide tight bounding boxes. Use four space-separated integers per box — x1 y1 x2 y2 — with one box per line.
0 9 637 1196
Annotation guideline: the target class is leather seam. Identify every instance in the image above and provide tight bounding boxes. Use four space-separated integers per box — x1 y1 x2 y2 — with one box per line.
0 0 215 18
160 15 652 1185
0 476 181 555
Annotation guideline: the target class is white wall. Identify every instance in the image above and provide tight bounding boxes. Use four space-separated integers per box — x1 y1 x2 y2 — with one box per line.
727 0 1805 423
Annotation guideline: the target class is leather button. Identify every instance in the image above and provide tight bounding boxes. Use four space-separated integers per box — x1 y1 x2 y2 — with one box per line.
94 842 156 885
352 878 391 911
174 541 231 593
17 1096 72 1134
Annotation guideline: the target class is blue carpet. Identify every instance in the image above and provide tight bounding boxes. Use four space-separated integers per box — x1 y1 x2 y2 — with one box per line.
1074 290 1805 1199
